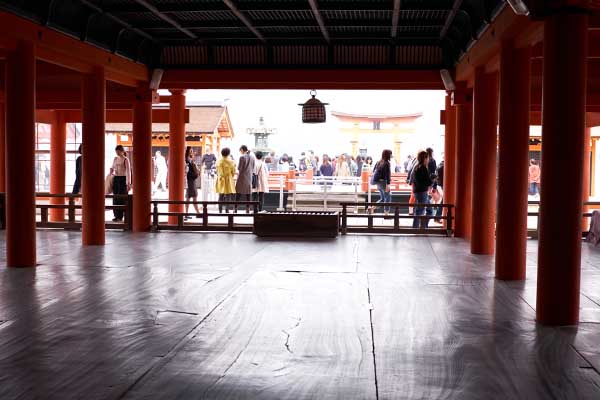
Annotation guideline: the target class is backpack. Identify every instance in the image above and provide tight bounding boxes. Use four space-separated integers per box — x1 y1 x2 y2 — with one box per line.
370 162 381 185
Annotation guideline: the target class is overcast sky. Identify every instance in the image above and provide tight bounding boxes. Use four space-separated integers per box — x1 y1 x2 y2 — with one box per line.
180 89 447 161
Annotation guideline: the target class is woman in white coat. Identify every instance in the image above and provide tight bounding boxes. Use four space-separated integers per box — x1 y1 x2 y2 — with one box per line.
253 152 270 211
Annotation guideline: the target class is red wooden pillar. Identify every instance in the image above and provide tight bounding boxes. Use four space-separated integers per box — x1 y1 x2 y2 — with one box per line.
5 41 36 267
582 126 592 231
496 43 531 280
470 68 499 255
49 111 67 221
81 67 106 245
443 93 457 211
536 11 588 326
0 100 5 192
132 91 153 232
168 89 186 224
453 91 473 239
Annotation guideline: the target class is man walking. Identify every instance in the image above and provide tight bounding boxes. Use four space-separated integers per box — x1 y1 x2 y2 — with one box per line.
236 145 255 212
153 150 168 193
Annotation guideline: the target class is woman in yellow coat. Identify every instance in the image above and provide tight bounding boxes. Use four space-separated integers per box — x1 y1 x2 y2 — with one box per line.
215 147 236 213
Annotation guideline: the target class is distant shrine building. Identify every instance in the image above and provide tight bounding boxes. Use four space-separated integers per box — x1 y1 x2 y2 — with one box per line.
331 111 421 160
106 104 235 162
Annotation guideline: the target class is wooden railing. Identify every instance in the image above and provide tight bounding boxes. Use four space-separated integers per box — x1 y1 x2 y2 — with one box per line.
0 193 132 231
151 200 259 231
526 200 600 238
339 202 454 236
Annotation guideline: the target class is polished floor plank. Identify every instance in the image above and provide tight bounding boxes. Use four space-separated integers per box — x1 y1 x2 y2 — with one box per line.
369 275 600 400
124 271 375 400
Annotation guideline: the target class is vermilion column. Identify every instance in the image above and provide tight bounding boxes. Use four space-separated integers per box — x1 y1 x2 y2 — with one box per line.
81 67 106 245
470 68 499 255
443 93 456 212
496 43 531 280
132 92 153 231
582 127 592 231
0 100 5 192
454 93 473 239
49 111 67 221
5 41 36 267
168 89 186 224
537 11 588 326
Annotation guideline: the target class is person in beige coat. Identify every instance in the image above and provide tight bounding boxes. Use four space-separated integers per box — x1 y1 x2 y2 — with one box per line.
253 152 270 211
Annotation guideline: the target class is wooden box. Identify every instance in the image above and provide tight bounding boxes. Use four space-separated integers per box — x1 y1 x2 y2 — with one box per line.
253 211 339 238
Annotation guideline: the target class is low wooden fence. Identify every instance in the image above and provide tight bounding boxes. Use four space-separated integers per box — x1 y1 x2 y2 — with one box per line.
340 202 454 236
151 200 259 231
0 193 132 231
527 200 600 238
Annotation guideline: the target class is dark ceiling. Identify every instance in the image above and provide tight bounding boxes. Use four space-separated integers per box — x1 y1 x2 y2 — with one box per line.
0 0 506 69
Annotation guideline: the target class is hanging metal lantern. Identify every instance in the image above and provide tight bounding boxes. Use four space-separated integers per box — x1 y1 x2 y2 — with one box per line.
299 90 328 123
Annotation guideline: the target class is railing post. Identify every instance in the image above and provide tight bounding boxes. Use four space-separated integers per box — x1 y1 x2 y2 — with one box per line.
361 170 369 192
292 179 297 211
278 175 284 211
178 213 184 229
125 194 133 231
323 181 328 211
0 193 6 229
68 196 76 224
354 179 359 214
41 207 48 224
536 203 541 239
446 205 453 237
341 204 347 235
228 212 234 229
394 206 400 231
202 202 208 228
152 202 159 230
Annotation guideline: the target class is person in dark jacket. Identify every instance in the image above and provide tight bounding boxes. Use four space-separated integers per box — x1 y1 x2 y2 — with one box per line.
355 155 364 177
434 159 445 222
436 160 444 188
72 144 82 194
184 146 201 220
412 150 433 228
426 147 437 176
368 149 392 215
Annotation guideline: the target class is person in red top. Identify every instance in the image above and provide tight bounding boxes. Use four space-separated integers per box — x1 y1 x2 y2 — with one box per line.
528 159 541 196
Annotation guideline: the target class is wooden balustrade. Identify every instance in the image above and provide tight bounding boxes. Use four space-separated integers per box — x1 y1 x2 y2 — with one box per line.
151 200 259 231
0 193 132 231
340 202 454 236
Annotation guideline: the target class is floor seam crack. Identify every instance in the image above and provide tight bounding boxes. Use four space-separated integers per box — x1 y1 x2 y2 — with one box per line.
282 317 302 354
366 273 380 400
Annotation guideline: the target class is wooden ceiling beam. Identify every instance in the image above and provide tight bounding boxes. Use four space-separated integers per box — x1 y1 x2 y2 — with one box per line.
131 0 197 40
160 68 444 90
391 0 401 38
34 109 189 123
223 0 266 43
0 12 149 87
455 7 542 83
308 0 331 44
440 0 463 39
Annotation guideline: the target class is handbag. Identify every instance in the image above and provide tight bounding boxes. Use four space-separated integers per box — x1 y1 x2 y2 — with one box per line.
252 162 262 189
104 174 114 194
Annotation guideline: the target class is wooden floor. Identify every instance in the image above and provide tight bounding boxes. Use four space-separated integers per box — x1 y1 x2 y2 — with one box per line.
1 231 600 399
